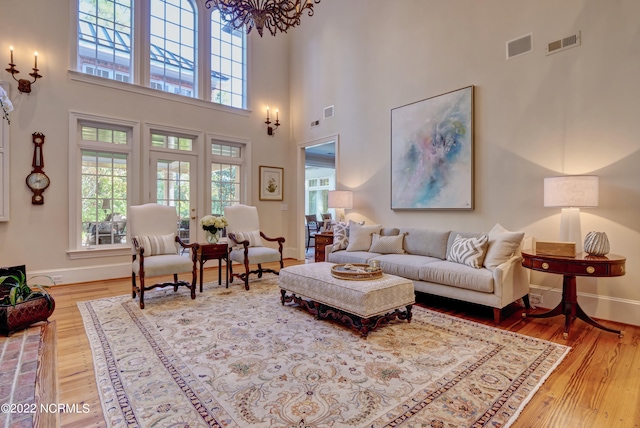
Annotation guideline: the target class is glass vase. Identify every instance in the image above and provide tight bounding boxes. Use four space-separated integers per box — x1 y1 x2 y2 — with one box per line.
206 230 220 244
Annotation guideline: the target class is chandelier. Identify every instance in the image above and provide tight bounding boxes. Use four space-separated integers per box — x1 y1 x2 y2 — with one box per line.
205 0 321 37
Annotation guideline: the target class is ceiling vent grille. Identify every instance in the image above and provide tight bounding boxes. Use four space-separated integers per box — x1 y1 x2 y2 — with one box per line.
506 33 533 60
546 31 581 55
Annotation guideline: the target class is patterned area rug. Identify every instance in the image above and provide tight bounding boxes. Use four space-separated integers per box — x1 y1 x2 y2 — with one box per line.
79 277 569 427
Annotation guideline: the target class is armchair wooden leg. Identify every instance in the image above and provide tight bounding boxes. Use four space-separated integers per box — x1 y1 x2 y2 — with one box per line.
132 273 137 298
139 276 145 309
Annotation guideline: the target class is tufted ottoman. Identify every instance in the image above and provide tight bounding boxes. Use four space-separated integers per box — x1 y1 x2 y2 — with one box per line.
279 262 415 338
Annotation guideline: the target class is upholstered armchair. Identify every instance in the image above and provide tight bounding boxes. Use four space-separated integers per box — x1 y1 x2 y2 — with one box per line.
129 203 200 309
224 204 285 290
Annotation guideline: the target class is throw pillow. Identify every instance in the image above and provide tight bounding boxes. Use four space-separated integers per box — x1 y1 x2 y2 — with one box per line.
369 233 406 254
233 230 264 247
331 221 349 251
346 221 382 252
135 233 177 256
483 223 525 271
447 234 489 268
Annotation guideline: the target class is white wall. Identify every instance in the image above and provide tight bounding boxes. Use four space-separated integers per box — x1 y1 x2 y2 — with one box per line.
289 0 640 326
0 0 297 283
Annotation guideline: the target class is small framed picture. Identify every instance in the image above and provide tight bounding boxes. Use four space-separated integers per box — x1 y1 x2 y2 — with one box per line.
322 219 332 232
259 166 283 201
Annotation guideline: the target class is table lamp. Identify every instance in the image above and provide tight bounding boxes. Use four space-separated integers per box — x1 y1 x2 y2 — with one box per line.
544 175 598 244
328 190 353 222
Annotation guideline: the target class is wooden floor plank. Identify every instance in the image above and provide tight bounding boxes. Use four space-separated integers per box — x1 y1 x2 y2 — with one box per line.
46 260 640 427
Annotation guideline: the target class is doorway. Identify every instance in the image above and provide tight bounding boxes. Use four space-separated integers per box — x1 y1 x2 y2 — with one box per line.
150 152 198 245
304 140 336 259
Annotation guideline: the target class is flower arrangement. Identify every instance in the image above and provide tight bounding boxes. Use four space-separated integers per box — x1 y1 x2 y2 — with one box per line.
200 215 228 234
0 86 13 124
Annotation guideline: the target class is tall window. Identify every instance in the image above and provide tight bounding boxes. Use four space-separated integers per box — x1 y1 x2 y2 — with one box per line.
150 0 196 97
211 10 246 108
79 124 131 248
78 0 133 84
210 142 243 214
76 0 247 108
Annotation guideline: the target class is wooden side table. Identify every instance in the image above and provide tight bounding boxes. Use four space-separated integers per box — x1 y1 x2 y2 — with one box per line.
521 250 626 339
195 243 229 291
314 233 334 262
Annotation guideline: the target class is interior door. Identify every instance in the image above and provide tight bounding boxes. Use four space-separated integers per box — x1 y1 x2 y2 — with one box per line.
150 152 198 245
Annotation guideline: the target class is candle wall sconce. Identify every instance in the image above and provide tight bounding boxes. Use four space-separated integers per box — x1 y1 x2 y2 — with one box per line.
265 106 280 136
6 46 42 93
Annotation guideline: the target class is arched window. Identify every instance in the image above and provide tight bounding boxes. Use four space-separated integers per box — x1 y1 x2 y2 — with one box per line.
150 0 196 97
78 0 133 83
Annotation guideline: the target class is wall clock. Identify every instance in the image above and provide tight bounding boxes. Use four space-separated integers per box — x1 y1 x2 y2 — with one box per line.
26 132 50 205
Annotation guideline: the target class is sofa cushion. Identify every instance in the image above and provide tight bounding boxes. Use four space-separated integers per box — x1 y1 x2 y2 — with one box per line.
327 250 379 265
446 230 485 258
447 234 489 268
399 228 450 259
346 221 382 252
419 260 494 293
369 233 406 254
373 254 441 281
483 223 525 271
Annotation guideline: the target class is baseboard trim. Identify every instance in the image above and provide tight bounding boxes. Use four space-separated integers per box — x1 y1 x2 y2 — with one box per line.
528 284 640 328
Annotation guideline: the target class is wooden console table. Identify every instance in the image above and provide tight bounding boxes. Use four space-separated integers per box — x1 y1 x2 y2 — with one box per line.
314 233 334 262
196 243 229 291
521 250 626 339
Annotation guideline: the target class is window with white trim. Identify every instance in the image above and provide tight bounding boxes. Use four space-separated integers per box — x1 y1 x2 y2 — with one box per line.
78 123 132 248
210 142 243 215
150 0 196 98
78 0 133 84
76 0 247 108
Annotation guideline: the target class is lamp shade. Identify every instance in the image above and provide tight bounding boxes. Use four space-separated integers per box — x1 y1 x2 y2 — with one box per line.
544 176 598 208
327 190 353 209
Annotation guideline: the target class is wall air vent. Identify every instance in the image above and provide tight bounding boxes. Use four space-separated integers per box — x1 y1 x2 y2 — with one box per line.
506 33 533 60
546 31 581 55
323 105 334 119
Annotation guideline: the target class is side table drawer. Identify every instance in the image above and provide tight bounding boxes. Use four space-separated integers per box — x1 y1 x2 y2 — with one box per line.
315 235 332 245
530 259 609 276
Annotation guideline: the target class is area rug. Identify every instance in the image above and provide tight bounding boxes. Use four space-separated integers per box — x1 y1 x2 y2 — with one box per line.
79 277 570 427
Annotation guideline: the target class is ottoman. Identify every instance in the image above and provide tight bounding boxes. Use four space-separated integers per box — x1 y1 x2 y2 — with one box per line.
279 262 415 337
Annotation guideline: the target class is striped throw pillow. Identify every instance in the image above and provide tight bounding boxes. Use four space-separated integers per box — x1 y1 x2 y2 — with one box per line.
234 230 264 247
135 233 177 256
447 234 489 268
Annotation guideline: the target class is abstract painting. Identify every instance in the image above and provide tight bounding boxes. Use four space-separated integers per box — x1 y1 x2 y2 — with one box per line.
391 86 474 210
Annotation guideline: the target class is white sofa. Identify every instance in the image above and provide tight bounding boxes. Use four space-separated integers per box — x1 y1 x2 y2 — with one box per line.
324 224 530 324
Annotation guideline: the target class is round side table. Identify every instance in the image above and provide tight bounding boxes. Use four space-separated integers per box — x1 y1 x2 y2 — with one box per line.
521 250 625 339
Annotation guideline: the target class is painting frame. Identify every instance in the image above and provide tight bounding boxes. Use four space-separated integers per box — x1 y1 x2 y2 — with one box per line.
259 166 284 201
391 85 474 210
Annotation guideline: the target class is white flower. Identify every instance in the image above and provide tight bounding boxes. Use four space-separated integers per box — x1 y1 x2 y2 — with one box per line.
200 215 228 231
0 86 13 125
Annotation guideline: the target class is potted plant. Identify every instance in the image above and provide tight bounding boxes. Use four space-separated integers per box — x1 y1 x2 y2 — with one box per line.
0 265 55 335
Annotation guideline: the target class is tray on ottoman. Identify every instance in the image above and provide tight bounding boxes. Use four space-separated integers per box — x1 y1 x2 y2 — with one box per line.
279 262 415 338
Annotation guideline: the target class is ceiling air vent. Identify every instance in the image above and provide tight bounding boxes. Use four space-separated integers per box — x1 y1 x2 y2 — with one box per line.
506 33 533 60
323 105 334 119
547 31 581 55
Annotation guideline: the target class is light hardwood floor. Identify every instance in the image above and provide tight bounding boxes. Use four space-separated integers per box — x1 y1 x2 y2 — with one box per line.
47 260 640 427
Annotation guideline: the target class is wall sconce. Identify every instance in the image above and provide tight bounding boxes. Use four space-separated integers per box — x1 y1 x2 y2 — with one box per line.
5 46 43 94
265 106 280 136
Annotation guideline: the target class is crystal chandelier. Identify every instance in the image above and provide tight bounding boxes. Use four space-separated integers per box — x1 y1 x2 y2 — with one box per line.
205 0 321 37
